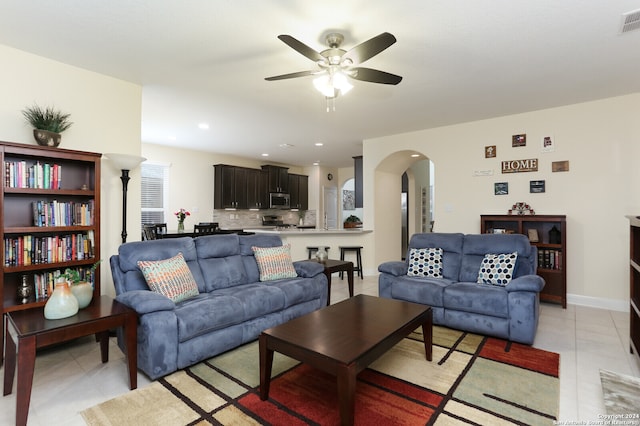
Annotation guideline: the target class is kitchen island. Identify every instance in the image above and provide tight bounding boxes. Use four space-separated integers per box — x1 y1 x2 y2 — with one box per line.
243 228 374 274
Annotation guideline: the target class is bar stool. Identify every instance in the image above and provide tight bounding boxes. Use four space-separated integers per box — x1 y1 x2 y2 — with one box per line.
339 246 363 279
307 246 330 259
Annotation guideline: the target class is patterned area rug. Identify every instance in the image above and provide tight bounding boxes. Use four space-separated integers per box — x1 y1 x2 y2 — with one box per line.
81 326 559 425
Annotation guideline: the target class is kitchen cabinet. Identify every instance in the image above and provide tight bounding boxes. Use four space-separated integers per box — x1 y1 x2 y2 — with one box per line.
288 173 308 210
262 165 289 193
214 164 247 209
246 169 268 209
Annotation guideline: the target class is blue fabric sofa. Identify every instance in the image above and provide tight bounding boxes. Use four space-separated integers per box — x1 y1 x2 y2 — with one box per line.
378 233 545 344
110 233 327 379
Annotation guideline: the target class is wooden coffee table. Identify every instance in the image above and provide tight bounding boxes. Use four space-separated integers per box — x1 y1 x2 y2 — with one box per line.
3 296 137 426
259 295 432 425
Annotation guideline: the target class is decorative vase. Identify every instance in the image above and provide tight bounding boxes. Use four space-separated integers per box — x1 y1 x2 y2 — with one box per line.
44 282 79 320
316 247 328 262
17 274 33 304
177 221 185 233
70 282 93 309
33 129 61 147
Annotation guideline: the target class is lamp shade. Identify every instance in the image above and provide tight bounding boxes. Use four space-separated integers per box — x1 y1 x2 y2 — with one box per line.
105 153 146 171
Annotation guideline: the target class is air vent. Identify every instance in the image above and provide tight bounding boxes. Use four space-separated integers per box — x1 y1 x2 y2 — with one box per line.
620 9 640 34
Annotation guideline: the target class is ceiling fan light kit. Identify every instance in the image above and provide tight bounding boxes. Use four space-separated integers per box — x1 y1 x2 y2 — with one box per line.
266 31 402 108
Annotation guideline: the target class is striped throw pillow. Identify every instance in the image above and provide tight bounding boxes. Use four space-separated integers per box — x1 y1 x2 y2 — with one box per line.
137 252 199 302
252 244 298 281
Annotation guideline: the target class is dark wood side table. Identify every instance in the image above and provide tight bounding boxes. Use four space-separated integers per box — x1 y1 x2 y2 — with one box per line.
3 295 138 426
308 259 354 306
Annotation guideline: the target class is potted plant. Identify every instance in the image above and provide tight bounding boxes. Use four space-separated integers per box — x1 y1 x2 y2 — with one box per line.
22 104 73 147
343 214 362 228
58 261 101 309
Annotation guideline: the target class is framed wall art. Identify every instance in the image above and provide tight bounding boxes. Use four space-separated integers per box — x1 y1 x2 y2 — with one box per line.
494 182 508 195
512 134 526 147
485 145 496 158
530 180 546 193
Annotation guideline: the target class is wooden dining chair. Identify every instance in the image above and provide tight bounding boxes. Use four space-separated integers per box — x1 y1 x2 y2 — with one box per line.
142 224 158 240
153 223 167 236
194 223 218 235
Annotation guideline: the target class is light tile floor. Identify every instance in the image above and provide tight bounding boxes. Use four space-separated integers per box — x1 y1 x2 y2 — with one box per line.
1 275 638 425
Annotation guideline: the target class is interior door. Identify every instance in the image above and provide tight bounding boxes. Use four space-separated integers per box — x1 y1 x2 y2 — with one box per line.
323 186 338 229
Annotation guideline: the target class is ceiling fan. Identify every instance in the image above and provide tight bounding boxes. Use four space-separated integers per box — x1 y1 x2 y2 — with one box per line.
265 32 402 98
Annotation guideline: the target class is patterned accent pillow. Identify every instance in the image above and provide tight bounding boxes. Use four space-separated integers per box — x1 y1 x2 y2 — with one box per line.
252 244 298 281
407 247 443 278
477 252 518 286
137 252 199 302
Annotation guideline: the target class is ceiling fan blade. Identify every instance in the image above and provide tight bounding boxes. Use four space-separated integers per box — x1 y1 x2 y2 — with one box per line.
350 67 403 85
277 35 325 62
265 70 316 81
342 32 397 65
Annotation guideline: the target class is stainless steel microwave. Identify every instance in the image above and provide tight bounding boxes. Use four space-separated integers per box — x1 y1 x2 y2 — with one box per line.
269 192 290 209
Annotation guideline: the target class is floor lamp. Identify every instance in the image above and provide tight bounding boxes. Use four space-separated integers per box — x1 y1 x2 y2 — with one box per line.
105 153 146 244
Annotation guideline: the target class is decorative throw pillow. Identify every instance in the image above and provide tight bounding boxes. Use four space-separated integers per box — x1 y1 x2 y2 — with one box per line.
137 252 199 302
407 247 443 278
252 244 298 281
477 252 518 286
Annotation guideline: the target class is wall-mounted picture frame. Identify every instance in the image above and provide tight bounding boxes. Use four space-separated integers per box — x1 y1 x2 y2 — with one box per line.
494 182 509 195
542 135 555 153
552 160 570 172
512 134 526 147
342 190 355 210
485 145 496 158
530 180 546 193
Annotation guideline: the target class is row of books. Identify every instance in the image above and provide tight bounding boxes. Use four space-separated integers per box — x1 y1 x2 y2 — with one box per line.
29 267 96 300
4 231 95 267
538 249 562 270
32 200 94 227
4 160 63 189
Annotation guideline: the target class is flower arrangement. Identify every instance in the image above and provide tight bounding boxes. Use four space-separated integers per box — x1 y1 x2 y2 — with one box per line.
58 260 102 286
175 208 190 223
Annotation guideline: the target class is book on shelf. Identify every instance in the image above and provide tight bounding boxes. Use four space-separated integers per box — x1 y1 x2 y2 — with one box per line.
31 200 94 226
4 233 95 267
537 249 562 270
4 160 62 189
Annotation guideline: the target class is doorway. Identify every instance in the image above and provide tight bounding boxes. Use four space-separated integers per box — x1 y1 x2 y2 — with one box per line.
323 186 338 229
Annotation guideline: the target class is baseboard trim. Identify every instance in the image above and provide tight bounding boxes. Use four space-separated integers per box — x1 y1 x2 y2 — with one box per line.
567 293 629 312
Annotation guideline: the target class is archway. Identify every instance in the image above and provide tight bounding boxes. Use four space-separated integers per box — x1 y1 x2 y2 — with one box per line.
371 151 433 265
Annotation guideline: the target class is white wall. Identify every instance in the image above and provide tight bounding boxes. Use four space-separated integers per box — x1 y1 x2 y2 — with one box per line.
0 44 142 298
364 94 640 310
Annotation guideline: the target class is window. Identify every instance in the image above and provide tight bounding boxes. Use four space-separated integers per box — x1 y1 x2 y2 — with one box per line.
141 162 169 225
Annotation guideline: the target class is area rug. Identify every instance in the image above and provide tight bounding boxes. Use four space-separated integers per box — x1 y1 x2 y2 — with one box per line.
81 326 559 425
600 369 640 415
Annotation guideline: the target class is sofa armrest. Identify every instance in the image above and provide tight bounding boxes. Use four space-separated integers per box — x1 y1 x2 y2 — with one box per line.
504 275 545 293
293 260 325 278
115 290 175 314
378 261 407 277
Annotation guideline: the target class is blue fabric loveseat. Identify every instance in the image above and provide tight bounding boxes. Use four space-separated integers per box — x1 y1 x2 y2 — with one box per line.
110 233 327 379
378 233 545 344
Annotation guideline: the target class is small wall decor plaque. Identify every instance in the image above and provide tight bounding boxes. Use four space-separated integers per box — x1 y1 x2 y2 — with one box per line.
530 180 546 193
494 182 508 195
552 161 569 172
542 136 555 152
485 145 496 158
512 134 526 147
501 158 538 173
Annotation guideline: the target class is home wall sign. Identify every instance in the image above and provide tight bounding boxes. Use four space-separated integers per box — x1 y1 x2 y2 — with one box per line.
501 158 538 173
512 134 526 147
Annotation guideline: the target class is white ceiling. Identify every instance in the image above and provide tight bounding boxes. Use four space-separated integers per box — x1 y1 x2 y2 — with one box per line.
1 1 639 168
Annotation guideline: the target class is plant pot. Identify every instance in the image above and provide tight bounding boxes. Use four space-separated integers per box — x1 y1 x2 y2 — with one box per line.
33 129 61 147
343 222 362 229
44 282 78 320
71 282 93 309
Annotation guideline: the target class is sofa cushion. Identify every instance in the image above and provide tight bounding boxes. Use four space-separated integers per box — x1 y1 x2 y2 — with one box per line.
407 247 443 278
390 275 453 307
408 233 464 280
443 282 509 318
137 252 199 303
459 234 533 282
477 252 518 285
252 244 298 281
174 294 246 342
